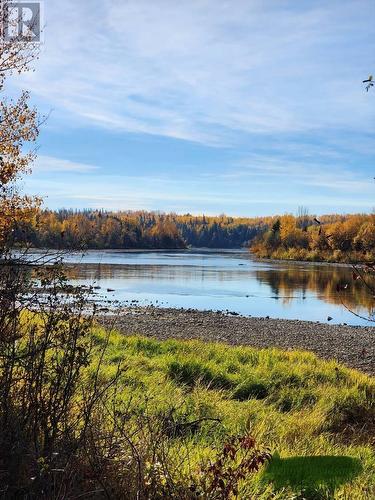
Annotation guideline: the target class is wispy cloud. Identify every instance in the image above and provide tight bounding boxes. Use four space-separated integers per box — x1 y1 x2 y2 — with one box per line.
34 155 99 173
203 152 375 193
15 0 375 145
24 169 375 216
10 0 375 215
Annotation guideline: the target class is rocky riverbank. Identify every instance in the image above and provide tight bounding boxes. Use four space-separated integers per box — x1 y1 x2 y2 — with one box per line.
99 307 375 376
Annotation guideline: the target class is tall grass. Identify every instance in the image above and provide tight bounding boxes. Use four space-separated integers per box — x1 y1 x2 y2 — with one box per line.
89 328 375 499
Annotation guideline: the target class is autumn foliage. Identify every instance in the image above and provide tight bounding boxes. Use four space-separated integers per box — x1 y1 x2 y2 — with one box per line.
0 0 40 250
252 213 375 263
16 209 269 249
13 209 375 259
198 434 271 498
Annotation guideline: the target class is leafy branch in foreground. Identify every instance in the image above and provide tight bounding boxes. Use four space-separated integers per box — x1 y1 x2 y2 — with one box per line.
0 0 43 252
196 434 271 499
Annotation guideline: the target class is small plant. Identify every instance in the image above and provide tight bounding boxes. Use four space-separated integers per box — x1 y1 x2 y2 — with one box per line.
197 433 271 499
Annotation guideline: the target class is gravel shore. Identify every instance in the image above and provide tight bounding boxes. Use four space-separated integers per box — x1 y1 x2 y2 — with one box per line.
99 308 375 376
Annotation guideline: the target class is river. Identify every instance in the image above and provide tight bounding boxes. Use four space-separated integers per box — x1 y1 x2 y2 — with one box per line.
52 248 375 326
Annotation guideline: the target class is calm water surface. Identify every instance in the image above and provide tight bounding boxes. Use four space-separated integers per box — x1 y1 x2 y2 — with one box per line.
59 249 375 326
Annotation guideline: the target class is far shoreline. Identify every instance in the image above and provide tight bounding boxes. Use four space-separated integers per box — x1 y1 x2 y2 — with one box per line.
24 246 360 268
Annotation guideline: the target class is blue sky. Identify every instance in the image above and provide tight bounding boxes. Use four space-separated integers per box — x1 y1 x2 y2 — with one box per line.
13 0 375 215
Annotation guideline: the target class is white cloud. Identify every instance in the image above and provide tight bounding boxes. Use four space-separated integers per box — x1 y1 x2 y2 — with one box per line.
202 152 375 195
12 0 375 145
24 168 375 215
34 155 99 173
8 0 375 215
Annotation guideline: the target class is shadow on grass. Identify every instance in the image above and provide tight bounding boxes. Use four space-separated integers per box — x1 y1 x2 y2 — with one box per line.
262 454 362 498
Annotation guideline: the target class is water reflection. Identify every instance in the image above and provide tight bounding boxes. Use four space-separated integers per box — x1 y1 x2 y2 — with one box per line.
59 250 375 326
255 265 375 315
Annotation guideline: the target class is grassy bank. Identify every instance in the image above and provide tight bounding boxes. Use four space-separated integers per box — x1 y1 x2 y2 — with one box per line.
251 246 375 264
91 326 375 499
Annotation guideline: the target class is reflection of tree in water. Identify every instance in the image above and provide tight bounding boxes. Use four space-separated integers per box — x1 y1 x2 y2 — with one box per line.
65 263 124 281
62 261 375 319
255 266 375 316
64 264 255 283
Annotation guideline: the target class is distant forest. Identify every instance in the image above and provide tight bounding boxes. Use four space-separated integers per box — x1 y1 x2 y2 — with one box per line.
18 210 269 249
15 210 375 259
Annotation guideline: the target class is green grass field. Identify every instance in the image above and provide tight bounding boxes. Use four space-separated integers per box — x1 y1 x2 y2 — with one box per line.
91 326 375 499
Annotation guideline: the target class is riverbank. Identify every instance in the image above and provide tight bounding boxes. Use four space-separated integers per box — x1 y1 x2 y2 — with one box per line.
99 307 375 376
89 326 374 498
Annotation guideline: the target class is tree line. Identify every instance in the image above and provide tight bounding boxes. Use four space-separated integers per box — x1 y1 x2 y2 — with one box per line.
14 209 375 258
16 209 270 249
251 213 375 263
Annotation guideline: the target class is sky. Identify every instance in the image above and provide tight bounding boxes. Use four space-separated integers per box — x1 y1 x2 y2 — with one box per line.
11 0 375 216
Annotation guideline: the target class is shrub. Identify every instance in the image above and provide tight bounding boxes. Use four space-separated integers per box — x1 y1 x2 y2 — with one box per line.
198 433 271 498
0 258 124 497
